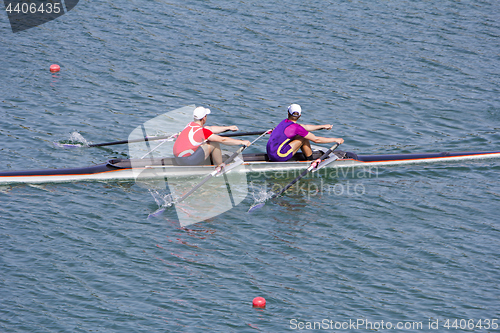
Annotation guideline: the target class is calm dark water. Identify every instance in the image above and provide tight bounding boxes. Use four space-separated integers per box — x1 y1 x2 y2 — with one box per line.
1 0 499 332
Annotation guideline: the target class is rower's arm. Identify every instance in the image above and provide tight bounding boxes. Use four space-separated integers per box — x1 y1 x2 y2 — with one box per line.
207 134 251 146
302 124 332 131
304 132 344 144
205 125 238 134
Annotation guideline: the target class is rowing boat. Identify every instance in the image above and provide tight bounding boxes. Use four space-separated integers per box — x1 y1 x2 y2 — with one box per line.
1 149 499 185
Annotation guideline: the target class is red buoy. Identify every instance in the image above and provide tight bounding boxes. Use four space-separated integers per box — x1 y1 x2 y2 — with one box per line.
50 64 60 72
252 297 266 308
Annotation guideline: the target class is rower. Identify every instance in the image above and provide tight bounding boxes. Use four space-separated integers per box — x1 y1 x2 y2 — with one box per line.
266 104 344 162
173 106 251 166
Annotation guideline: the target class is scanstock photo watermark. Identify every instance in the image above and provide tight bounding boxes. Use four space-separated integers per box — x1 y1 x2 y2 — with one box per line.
249 164 379 200
4 0 79 33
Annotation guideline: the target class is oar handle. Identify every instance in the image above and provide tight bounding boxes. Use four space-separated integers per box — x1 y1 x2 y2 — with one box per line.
319 142 340 160
217 128 273 173
304 142 340 170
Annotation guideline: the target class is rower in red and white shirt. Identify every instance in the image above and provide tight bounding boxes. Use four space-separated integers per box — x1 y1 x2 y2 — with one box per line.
173 106 251 166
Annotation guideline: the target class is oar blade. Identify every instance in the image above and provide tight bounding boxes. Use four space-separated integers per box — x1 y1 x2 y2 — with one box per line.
147 207 166 219
54 132 92 148
54 142 88 148
248 202 266 213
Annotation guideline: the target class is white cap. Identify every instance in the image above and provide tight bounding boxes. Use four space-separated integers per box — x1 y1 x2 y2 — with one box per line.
193 106 211 120
288 104 302 116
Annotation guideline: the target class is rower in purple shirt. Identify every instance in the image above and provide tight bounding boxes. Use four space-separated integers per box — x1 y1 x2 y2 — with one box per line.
266 104 344 162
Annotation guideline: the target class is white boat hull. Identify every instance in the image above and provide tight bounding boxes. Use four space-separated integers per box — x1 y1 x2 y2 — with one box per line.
1 150 499 185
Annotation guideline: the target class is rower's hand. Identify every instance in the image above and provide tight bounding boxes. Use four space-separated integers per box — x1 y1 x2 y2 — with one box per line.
335 138 344 144
216 163 226 174
228 125 239 131
323 124 333 130
241 140 252 147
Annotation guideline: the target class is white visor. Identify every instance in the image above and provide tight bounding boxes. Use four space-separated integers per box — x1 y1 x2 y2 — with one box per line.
193 106 211 120
288 104 302 115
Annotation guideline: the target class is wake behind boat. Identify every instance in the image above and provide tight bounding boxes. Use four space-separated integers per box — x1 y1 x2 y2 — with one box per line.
1 149 499 185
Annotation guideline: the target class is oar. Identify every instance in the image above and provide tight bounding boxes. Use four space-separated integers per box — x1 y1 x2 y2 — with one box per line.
60 130 271 148
248 142 341 212
56 133 179 148
89 134 178 147
220 130 272 137
172 129 273 206
137 130 272 159
148 129 272 218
